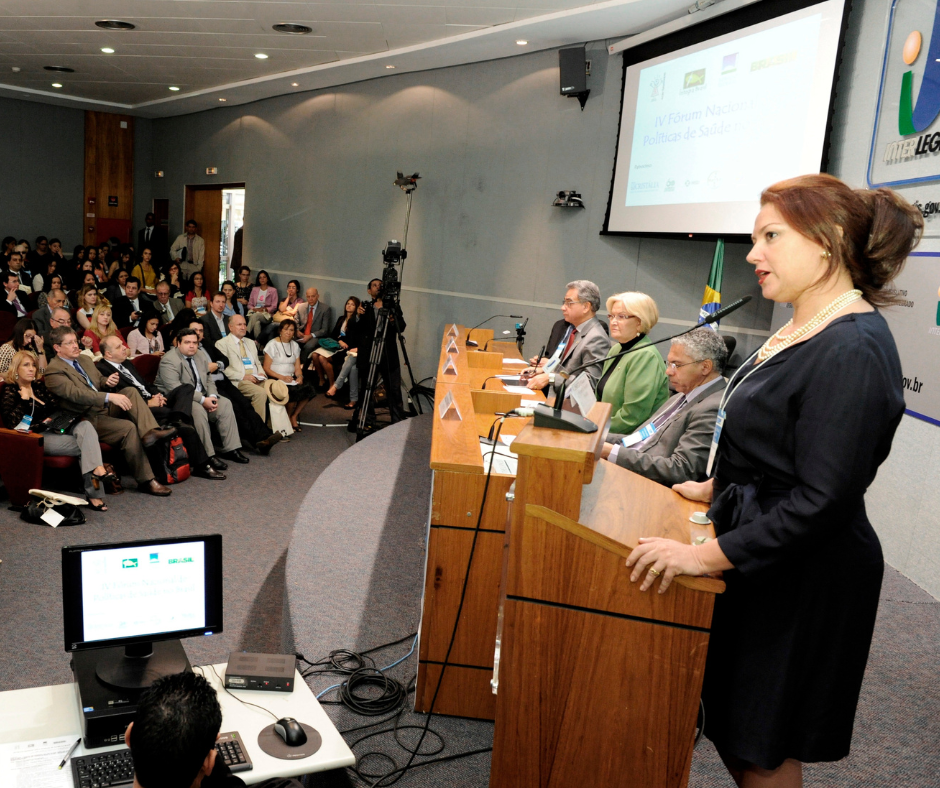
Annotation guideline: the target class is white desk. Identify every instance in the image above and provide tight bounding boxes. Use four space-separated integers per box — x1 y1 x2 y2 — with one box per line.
0 664 355 785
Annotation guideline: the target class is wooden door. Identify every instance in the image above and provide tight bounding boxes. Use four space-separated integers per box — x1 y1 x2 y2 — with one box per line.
184 187 223 291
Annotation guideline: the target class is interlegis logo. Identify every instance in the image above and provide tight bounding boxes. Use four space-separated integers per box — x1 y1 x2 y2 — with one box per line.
898 6 940 135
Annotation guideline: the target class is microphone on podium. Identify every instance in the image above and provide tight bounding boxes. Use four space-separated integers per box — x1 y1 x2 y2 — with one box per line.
533 296 753 433
465 315 524 347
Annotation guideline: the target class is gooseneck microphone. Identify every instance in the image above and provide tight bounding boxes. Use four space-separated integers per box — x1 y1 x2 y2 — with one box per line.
535 295 752 433
465 314 524 347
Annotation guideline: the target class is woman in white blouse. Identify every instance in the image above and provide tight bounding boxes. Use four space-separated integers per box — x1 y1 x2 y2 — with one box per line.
263 320 315 431
75 284 101 331
126 310 165 358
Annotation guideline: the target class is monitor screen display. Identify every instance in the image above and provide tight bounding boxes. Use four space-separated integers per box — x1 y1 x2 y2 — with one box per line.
604 0 847 236
62 535 223 651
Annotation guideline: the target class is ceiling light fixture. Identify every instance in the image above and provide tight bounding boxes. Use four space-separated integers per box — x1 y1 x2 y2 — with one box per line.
291 82 299 87
386 65 395 69
44 66 75 73
219 98 227 102
516 40 528 45
273 23 312 35
255 53 269 59
169 86 180 91
95 20 136 31
101 47 115 54
51 83 63 88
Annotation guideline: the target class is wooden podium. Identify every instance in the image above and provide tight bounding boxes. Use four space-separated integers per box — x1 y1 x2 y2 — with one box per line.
489 403 725 788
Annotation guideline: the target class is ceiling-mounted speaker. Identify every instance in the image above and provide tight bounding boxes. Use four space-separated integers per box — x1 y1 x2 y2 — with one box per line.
559 46 586 96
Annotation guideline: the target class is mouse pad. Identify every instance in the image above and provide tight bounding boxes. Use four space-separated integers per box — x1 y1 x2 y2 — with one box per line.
257 723 323 760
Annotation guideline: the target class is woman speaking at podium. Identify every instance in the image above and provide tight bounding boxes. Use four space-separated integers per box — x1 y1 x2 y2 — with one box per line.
625 174 922 787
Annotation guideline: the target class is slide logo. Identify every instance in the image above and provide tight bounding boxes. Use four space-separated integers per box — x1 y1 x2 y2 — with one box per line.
721 54 737 75
683 69 706 89
122 558 138 569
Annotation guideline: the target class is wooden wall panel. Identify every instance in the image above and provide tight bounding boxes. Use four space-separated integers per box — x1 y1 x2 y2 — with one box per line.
415 662 496 720
84 111 134 248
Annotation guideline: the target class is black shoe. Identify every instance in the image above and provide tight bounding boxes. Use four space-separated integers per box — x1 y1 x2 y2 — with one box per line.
255 432 282 456
194 465 226 480
221 449 250 464
208 456 228 471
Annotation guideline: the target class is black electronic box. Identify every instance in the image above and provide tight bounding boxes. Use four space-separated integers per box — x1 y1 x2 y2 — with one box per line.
224 652 296 692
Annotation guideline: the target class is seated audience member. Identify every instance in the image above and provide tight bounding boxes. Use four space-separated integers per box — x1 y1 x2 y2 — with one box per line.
200 293 230 347
186 271 211 317
37 273 67 309
525 280 612 393
1 236 16 266
233 265 253 312
48 238 65 268
160 261 186 296
105 268 129 305
263 320 315 431
93 259 110 288
216 314 267 419
45 326 174 496
296 287 333 370
596 291 669 434
27 236 52 278
31 288 68 338
246 270 277 337
602 327 728 486
132 247 159 295
157 328 246 467
47 308 74 348
5 251 32 292
220 280 244 317
186 319 281 455
32 256 57 294
97 335 221 480
0 318 47 375
126 671 304 788
153 280 184 325
0 271 29 317
1 351 113 511
258 279 303 345
76 284 101 330
127 310 165 357
114 276 148 329
83 304 127 357
109 245 133 279
317 295 359 392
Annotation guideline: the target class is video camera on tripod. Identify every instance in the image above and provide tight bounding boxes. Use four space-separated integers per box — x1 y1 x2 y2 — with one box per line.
378 240 405 307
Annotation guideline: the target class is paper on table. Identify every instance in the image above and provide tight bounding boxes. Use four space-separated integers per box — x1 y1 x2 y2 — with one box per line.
499 434 516 447
502 385 533 395
496 375 523 382
502 358 528 365
0 737 77 788
520 399 542 406
479 439 518 475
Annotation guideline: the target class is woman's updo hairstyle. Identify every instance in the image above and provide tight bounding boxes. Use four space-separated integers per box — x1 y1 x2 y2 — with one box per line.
760 173 923 307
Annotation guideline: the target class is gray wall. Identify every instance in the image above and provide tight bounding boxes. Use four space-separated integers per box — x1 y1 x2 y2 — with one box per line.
148 42 772 389
0 96 84 251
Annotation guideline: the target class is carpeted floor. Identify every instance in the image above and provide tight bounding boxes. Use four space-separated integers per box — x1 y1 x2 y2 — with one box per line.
1 395 938 788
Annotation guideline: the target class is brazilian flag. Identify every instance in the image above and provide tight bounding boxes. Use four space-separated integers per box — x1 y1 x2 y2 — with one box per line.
698 239 723 327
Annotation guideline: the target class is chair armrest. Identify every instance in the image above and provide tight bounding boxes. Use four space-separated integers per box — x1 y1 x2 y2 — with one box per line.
0 427 44 507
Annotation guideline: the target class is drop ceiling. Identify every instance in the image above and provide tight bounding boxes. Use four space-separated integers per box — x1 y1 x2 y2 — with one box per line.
0 0 698 117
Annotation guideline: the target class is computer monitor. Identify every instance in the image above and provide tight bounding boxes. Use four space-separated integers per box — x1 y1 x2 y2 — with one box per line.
62 534 223 690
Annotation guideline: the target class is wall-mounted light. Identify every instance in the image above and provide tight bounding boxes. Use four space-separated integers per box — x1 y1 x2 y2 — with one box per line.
552 190 584 208
169 86 180 91
255 53 269 59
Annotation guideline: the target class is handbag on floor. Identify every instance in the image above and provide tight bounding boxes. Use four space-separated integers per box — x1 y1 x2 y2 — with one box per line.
20 489 87 528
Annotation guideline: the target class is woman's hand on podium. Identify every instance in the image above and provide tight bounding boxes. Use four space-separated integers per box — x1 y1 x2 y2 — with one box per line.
626 538 708 594
672 477 714 503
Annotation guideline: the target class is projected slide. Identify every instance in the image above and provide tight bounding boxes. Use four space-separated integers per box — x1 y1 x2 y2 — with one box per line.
80 541 206 642
607 0 846 235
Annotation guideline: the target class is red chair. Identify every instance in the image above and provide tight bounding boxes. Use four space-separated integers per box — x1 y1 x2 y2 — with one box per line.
119 325 133 342
0 382 113 507
0 313 16 345
131 353 161 385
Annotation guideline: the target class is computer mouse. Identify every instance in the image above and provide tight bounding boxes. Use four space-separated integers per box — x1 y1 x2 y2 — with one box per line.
273 717 307 747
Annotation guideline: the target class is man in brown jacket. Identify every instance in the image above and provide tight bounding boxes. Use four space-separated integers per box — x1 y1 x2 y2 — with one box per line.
44 326 175 496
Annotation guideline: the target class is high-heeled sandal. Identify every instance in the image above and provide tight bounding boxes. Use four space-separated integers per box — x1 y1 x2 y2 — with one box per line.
87 499 109 512
93 464 123 495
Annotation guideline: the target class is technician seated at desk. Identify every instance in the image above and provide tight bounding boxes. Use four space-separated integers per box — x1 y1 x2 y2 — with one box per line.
127 672 301 788
602 327 727 486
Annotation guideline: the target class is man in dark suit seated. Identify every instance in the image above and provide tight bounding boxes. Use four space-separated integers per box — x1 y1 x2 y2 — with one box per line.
200 293 230 347
4 251 32 293
113 276 149 329
601 327 728 486
32 289 69 338
0 271 29 318
96 335 223 480
44 327 175 496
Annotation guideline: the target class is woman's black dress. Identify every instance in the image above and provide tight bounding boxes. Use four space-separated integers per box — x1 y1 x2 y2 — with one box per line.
703 311 904 769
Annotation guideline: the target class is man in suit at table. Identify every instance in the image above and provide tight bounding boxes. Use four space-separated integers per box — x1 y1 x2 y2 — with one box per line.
157 328 248 469
153 281 184 325
200 292 230 348
525 280 612 393
602 327 728 487
96 335 224 480
44 326 175 496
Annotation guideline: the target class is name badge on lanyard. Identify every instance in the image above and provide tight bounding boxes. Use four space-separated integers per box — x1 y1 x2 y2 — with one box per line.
14 413 32 432
705 408 726 477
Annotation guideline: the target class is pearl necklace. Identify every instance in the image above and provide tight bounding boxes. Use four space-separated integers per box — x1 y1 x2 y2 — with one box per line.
757 289 863 363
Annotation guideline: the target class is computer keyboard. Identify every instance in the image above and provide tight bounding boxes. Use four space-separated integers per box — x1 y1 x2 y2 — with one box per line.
70 731 252 788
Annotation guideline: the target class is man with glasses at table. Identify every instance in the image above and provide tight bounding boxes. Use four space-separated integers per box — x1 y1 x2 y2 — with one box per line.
525 279 611 393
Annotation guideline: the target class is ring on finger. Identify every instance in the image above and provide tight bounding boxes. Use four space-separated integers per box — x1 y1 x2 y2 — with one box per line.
648 567 661 577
